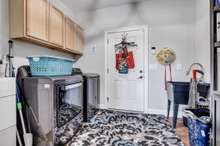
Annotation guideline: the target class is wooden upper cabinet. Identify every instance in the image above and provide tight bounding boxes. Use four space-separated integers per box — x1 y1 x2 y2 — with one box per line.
49 5 64 47
9 0 84 55
65 17 76 52
26 0 49 41
75 24 84 54
65 17 84 54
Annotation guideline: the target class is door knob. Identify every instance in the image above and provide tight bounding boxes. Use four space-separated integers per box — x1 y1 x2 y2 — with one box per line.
138 76 143 79
140 70 143 73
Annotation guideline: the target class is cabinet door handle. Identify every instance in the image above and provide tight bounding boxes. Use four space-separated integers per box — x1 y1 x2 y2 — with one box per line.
65 82 82 90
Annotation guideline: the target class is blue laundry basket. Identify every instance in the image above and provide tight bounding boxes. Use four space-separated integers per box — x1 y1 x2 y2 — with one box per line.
184 108 211 146
27 56 75 76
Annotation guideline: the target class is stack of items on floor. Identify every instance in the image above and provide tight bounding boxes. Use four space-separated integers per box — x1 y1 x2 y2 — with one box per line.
184 64 211 146
167 63 211 146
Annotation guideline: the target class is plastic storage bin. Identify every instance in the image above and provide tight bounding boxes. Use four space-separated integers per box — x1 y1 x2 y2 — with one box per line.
183 108 210 127
27 56 74 76
184 108 211 146
216 0 220 6
182 83 210 126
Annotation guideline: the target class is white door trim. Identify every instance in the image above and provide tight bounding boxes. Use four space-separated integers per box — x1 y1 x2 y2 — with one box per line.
104 25 149 113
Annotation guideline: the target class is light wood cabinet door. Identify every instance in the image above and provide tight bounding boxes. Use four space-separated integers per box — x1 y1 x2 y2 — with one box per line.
9 0 84 55
26 0 48 41
49 5 64 47
75 24 84 53
65 17 75 52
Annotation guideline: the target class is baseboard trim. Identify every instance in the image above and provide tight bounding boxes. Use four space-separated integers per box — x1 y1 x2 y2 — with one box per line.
147 108 183 118
146 109 166 115
98 104 108 109
98 105 183 118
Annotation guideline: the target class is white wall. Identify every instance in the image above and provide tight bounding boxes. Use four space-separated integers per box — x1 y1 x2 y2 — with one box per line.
74 0 196 111
0 0 75 71
195 0 210 82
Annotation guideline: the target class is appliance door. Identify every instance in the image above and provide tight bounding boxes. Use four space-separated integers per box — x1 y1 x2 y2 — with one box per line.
56 81 83 127
64 82 83 107
213 93 220 146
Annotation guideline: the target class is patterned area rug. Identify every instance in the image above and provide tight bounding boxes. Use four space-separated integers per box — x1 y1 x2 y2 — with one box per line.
55 112 82 145
57 103 81 128
55 107 98 145
65 110 184 146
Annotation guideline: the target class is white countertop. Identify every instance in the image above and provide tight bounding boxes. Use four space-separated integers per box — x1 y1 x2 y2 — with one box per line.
0 78 16 131
0 78 16 97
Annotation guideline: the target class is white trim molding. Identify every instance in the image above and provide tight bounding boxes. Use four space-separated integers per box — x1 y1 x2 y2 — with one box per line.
147 108 183 118
98 104 108 109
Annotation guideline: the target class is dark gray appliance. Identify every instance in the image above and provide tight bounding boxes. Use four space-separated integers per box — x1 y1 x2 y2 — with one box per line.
212 92 220 146
23 75 83 144
83 73 100 122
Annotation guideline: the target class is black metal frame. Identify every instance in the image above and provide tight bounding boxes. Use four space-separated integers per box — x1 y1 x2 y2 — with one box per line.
210 0 218 91
54 80 66 128
82 75 100 122
210 1 220 145
83 77 88 122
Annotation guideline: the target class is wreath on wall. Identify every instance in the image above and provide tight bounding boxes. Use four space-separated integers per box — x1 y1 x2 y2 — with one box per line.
156 48 176 90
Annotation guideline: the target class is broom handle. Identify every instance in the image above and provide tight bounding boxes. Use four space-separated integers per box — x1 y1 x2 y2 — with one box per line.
29 106 39 123
19 109 27 134
16 128 23 146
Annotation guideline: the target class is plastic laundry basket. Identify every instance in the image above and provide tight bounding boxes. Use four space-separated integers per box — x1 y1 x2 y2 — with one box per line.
184 108 211 146
27 56 75 76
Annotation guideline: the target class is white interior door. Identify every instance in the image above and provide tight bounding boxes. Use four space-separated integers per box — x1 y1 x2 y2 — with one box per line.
106 28 147 112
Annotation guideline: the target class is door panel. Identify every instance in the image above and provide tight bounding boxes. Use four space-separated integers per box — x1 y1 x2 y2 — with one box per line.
26 0 48 41
49 5 64 47
107 29 145 112
75 25 84 53
65 17 75 51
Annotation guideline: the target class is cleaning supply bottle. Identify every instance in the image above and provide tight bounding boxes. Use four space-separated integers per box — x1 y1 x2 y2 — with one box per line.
189 69 198 108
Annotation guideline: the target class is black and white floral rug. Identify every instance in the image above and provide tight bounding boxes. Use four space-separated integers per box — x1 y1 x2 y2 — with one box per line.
58 109 184 146
57 103 81 128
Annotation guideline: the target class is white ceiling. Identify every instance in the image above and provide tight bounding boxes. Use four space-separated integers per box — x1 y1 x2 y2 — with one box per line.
62 0 146 12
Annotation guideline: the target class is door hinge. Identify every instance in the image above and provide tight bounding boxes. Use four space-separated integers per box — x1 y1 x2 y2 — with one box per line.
107 68 109 73
107 39 109 44
107 97 110 103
